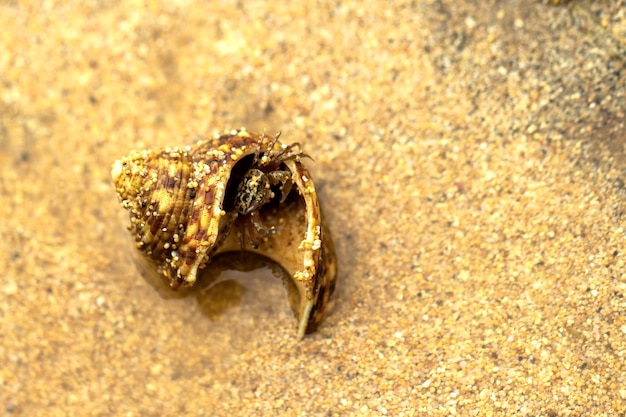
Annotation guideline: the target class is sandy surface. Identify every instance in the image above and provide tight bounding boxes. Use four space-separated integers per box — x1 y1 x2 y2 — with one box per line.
1 1 626 415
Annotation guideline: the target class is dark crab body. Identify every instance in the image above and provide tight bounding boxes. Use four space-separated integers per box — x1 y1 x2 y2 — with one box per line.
112 128 337 337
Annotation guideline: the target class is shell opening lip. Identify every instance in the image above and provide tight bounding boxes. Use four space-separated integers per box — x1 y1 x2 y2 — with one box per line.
297 299 315 338
183 250 316 337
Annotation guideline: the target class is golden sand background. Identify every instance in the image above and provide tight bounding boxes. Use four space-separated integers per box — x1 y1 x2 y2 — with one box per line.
1 1 625 415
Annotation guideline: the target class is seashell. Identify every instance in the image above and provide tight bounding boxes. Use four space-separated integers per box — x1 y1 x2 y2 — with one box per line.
111 128 337 337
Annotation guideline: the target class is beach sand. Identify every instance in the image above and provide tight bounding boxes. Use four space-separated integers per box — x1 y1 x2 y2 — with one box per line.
1 1 625 415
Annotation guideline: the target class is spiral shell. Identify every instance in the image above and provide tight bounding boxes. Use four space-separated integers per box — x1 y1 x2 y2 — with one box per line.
112 128 337 337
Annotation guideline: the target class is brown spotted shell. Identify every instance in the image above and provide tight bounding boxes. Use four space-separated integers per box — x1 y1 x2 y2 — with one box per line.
112 128 337 337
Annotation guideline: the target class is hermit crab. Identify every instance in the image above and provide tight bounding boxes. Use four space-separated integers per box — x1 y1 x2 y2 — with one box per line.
111 128 337 337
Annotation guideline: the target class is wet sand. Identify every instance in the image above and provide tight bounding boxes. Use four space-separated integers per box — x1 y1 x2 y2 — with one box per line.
1 1 625 415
